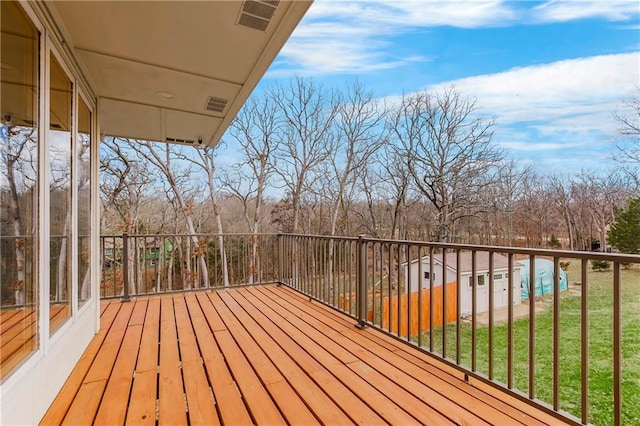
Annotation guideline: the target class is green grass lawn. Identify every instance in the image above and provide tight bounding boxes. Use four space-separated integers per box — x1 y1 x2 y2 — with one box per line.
417 265 640 426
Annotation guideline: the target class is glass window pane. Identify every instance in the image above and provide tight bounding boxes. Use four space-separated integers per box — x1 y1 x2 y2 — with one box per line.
0 0 40 380
49 54 72 335
77 98 91 307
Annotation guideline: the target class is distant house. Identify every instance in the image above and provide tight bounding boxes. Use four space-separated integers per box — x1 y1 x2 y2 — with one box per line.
102 238 174 268
405 252 522 316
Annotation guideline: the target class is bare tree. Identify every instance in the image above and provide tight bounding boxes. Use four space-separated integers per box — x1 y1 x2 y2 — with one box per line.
222 95 281 284
1 125 38 305
178 145 229 287
614 89 640 187
123 139 209 289
391 87 503 243
100 138 155 295
323 81 387 236
271 76 338 233
577 170 633 251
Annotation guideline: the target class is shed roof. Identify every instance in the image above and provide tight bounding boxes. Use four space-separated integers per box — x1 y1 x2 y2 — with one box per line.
411 252 519 273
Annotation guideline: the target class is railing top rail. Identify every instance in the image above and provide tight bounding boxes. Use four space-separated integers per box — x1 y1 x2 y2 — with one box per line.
278 232 360 242
100 232 279 239
100 232 640 263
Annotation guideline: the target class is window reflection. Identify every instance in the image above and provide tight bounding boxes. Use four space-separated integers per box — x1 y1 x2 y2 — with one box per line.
49 54 72 335
0 0 40 380
77 99 91 307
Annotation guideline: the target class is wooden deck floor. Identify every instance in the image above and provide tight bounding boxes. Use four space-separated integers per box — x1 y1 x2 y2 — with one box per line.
42 285 569 425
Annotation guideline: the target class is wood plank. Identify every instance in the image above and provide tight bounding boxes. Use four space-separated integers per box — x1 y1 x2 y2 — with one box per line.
157 296 187 425
173 295 219 425
194 292 317 425
82 301 135 383
273 285 558 426
259 286 497 425
313 291 560 426
94 300 147 425
44 286 573 426
133 297 160 373
41 302 123 425
229 289 387 425
62 301 136 424
255 287 460 425
126 370 158 425
126 298 160 425
60 380 107 425
239 287 421 425
213 291 354 425
185 293 255 426
185 293 284 425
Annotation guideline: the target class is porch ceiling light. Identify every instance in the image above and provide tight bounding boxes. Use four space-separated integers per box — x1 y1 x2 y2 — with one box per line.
156 91 175 99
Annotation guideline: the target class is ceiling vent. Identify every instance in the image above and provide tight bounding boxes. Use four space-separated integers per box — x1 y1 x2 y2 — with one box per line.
237 0 279 32
204 96 229 113
165 137 195 145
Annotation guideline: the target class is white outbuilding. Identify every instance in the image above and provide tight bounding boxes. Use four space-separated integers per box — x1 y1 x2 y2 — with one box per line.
405 252 522 317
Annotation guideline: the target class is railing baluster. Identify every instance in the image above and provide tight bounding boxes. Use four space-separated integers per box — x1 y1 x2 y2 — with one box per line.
529 254 536 400
277 233 283 285
489 251 494 379
508 252 514 389
429 247 434 352
397 243 402 336
553 256 560 411
356 235 367 328
388 243 392 332
456 249 461 365
613 261 621 426
471 250 477 372
417 245 423 347
378 242 384 328
122 233 130 302
442 248 447 358
406 243 412 341
371 242 376 327
581 258 589 424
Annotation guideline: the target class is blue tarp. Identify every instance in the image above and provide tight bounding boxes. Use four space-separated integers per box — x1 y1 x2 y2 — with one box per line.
520 259 568 300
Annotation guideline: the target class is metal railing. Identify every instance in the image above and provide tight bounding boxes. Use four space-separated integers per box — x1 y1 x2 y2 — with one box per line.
278 234 640 426
100 233 279 298
100 232 639 425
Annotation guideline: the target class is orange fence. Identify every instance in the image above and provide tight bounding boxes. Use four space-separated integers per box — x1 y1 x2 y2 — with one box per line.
381 281 458 337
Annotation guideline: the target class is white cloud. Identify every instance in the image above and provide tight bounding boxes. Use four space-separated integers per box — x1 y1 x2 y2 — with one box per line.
276 0 516 75
498 141 587 151
278 0 639 76
532 0 640 23
428 52 639 136
306 0 516 28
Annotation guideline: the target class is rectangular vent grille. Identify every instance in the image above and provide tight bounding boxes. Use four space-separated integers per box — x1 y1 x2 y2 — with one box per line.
205 96 229 113
237 0 278 31
165 137 195 145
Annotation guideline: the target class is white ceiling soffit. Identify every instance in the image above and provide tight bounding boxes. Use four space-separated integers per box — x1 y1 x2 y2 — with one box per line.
48 1 312 147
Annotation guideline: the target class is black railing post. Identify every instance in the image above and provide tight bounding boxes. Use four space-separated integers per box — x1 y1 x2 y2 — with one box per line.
121 233 130 302
355 234 367 329
277 232 283 286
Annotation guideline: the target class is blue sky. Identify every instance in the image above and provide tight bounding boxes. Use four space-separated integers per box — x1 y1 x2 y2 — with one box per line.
256 0 640 174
